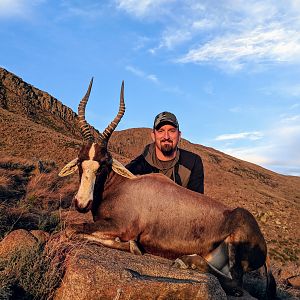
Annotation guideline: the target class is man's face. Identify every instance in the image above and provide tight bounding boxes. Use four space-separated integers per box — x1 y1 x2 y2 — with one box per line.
151 124 181 157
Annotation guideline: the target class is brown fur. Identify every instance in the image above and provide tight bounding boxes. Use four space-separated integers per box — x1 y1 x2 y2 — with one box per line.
69 141 276 298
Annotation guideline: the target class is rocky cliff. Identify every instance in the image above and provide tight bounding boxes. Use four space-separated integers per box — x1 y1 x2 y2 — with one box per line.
0 67 81 139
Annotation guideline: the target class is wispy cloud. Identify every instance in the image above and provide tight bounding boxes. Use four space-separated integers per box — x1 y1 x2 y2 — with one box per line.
229 107 242 113
177 25 300 69
59 1 106 20
116 0 174 18
153 29 192 52
290 103 300 110
261 82 300 98
216 121 300 175
215 131 264 141
0 0 43 18
280 114 300 123
126 65 185 96
117 1 300 70
125 65 158 83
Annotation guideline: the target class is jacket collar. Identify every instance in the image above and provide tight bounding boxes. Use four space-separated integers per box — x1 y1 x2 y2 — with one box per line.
142 143 180 170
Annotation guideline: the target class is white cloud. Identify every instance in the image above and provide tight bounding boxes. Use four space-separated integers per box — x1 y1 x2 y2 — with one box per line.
215 131 264 141
159 29 192 50
58 1 106 19
125 65 158 83
261 83 300 98
116 0 174 17
115 0 300 70
126 65 186 96
177 25 300 69
192 19 215 30
147 74 158 82
217 124 300 175
0 0 43 18
280 114 300 123
221 145 273 165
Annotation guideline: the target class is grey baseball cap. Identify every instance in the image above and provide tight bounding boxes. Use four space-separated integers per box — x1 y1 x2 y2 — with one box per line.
153 111 179 130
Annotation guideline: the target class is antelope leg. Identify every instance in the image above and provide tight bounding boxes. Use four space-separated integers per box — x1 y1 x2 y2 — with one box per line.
65 223 142 255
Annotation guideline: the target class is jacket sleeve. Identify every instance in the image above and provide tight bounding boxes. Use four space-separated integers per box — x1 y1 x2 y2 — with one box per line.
126 155 149 175
187 155 204 194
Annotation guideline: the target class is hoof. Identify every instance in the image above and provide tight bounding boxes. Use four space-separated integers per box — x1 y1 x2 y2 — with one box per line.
229 287 244 297
129 240 143 255
173 258 188 269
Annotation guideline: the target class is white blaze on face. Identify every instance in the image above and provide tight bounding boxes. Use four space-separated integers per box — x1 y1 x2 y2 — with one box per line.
75 144 100 208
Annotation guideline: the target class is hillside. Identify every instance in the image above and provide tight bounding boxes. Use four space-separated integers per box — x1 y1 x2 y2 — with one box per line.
0 67 300 298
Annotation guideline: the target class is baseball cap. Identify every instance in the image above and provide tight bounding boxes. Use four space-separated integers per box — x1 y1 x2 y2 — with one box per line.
153 111 179 130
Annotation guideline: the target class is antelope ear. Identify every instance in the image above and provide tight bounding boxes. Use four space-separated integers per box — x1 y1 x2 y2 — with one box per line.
58 158 79 177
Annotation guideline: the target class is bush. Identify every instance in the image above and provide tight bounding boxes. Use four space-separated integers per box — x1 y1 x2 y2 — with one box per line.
0 238 66 300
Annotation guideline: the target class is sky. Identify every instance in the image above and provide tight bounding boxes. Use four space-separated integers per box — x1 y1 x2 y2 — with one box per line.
1 0 300 176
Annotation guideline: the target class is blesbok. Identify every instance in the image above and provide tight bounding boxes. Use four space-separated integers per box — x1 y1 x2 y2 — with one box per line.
59 79 276 298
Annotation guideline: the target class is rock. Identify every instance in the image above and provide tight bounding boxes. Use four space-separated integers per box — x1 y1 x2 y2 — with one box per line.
0 229 39 261
0 67 81 139
54 242 227 300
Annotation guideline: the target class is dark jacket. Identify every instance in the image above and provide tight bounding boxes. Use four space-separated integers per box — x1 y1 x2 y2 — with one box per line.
126 143 204 194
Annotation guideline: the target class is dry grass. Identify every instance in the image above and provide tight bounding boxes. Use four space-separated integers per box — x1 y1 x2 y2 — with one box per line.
24 172 76 211
0 156 35 170
0 174 11 187
0 156 35 203
0 107 80 167
0 154 77 239
0 234 77 300
0 203 11 240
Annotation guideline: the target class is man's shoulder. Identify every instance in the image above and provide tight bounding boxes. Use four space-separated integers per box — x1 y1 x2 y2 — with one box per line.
179 148 201 159
178 148 203 169
127 153 146 165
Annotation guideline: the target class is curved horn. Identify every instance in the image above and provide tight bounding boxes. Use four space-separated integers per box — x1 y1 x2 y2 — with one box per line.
78 78 95 142
99 81 125 144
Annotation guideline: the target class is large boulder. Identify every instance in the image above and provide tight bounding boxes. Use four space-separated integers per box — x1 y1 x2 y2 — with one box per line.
55 242 227 300
0 230 268 299
0 229 39 261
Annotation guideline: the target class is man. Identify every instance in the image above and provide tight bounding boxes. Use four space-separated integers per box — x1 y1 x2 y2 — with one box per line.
126 111 204 193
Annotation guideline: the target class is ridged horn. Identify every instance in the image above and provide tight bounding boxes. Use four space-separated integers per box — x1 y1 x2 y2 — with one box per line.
99 81 125 144
78 78 95 142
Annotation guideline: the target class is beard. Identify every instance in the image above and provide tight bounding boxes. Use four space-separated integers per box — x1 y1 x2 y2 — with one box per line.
160 140 176 156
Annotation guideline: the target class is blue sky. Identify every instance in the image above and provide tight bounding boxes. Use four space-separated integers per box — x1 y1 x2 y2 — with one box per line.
1 0 300 176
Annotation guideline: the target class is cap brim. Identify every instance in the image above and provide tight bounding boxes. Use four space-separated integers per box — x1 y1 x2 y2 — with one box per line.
154 120 178 130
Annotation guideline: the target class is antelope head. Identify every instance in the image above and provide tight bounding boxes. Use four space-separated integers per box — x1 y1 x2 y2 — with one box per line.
59 79 125 213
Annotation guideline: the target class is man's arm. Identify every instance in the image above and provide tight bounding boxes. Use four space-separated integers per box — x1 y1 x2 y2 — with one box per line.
187 155 204 194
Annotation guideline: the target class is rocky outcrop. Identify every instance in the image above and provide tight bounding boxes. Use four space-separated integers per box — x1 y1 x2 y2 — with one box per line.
0 229 268 299
0 229 39 261
0 229 227 299
54 241 227 300
0 67 81 139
